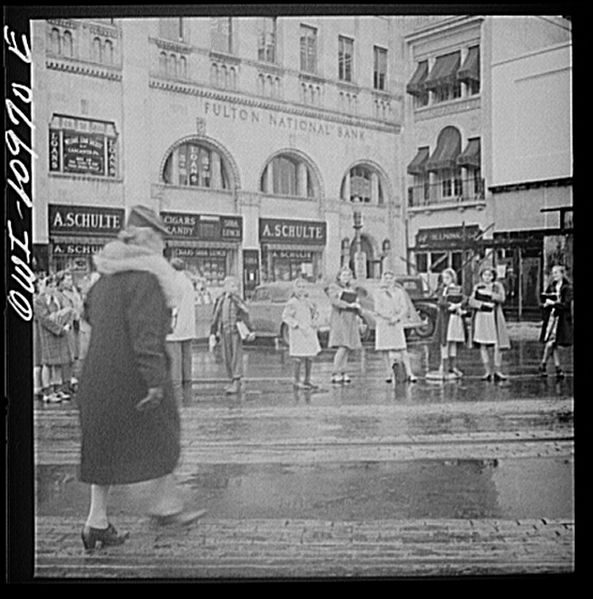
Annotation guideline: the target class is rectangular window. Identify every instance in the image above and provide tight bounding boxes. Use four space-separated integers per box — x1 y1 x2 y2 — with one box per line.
211 17 232 54
468 78 480 95
257 17 276 63
159 18 184 41
373 46 387 90
415 252 428 273
338 36 353 82
49 115 118 178
300 25 317 73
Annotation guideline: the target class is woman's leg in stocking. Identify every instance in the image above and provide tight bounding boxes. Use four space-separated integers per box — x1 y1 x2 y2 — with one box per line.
85 484 111 529
480 345 492 376
304 358 312 384
332 347 347 376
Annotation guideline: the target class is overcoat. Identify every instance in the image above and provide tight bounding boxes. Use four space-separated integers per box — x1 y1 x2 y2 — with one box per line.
33 291 73 366
539 279 573 347
373 286 407 351
77 272 180 485
282 296 321 357
327 282 362 350
468 281 511 349
433 284 467 346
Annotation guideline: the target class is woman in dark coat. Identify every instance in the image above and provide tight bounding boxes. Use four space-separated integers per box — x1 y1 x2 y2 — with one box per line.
77 205 206 551
539 265 573 379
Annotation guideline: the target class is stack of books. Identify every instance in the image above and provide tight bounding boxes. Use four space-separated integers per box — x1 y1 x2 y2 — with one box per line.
445 285 463 304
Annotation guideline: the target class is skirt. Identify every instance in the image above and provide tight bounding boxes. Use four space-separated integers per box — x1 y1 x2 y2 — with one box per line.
473 311 498 345
446 313 466 343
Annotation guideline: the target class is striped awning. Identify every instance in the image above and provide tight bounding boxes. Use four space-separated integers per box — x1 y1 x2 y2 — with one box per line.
457 138 481 169
426 127 462 172
263 243 324 252
458 46 480 83
407 147 430 175
166 239 240 249
424 52 461 90
50 235 116 245
406 60 429 96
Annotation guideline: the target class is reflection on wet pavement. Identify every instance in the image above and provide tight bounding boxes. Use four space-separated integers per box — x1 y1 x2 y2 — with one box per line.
35 457 573 521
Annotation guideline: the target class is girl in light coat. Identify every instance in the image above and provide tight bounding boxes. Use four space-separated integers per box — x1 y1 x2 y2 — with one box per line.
282 278 321 389
373 270 417 383
433 268 467 377
469 267 511 381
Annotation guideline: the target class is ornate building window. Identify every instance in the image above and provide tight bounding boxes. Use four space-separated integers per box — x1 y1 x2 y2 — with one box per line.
258 17 277 63
300 25 318 73
162 141 231 190
373 46 387 90
338 36 354 82
211 17 233 54
341 164 385 204
260 153 319 198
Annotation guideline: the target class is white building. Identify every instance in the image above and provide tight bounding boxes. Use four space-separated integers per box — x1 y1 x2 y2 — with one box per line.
31 16 407 296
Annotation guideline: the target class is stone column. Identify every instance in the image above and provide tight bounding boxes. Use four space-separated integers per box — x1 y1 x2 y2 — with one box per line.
211 151 222 189
297 161 308 197
371 171 380 204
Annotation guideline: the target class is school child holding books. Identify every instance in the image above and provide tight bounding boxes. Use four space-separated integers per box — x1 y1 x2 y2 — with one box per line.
539 265 573 379
209 276 255 394
326 267 363 384
282 278 321 389
469 266 511 381
433 268 466 377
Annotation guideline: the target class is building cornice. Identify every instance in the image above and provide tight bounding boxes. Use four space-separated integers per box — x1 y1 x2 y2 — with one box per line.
489 177 572 194
413 95 481 121
148 77 402 134
154 38 193 54
405 15 484 43
45 58 122 81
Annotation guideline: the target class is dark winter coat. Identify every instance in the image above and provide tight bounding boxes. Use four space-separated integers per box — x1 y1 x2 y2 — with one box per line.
77 272 180 485
539 279 573 347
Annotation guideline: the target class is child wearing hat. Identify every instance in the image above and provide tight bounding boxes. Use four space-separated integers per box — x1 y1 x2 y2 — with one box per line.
209 276 254 394
282 278 321 389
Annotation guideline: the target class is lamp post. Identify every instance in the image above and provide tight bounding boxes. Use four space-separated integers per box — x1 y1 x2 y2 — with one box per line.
352 208 366 279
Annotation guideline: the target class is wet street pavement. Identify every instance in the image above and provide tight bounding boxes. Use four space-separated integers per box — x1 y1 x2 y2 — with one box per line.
34 325 574 579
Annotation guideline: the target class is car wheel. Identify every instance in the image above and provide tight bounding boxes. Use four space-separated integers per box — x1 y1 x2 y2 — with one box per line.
414 308 436 338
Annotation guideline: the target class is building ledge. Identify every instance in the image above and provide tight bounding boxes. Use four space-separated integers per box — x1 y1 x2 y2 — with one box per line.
408 199 486 216
48 172 123 184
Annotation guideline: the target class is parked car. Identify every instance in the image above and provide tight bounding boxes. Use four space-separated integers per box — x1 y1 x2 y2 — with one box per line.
247 276 437 346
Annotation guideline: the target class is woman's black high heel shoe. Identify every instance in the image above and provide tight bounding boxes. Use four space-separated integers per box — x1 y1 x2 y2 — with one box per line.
81 523 129 550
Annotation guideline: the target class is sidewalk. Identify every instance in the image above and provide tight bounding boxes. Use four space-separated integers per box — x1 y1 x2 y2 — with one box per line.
35 516 574 578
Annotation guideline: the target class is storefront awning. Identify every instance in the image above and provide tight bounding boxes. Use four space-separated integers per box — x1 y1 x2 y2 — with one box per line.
263 243 324 252
405 61 429 96
457 138 481 169
457 46 480 83
424 52 461 90
166 239 240 249
407 147 430 175
425 127 462 172
50 235 116 245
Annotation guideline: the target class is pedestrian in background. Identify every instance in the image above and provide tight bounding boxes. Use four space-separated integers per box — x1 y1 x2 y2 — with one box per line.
326 267 362 385
209 275 254 395
539 264 573 379
373 269 417 383
166 258 196 406
433 268 467 377
469 267 510 381
33 274 75 403
282 278 321 390
77 205 205 552
57 270 84 390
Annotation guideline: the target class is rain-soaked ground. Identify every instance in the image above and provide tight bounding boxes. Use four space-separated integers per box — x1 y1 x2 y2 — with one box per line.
35 333 574 527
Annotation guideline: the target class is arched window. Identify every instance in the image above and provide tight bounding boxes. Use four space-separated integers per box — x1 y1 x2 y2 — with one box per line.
159 51 168 75
260 153 318 198
104 39 114 64
162 141 231 190
92 37 102 62
341 164 385 204
62 30 73 57
179 55 187 78
50 28 61 54
169 54 177 78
